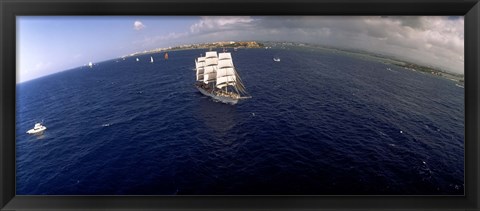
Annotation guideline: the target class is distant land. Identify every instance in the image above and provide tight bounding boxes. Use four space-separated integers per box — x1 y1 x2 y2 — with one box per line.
125 40 464 85
302 43 465 85
127 41 264 56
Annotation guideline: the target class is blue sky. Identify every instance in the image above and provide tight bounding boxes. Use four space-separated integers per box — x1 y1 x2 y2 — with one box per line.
17 16 199 83
17 16 464 83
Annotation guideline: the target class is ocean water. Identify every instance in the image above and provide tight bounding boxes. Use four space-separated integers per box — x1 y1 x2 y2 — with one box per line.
16 47 464 195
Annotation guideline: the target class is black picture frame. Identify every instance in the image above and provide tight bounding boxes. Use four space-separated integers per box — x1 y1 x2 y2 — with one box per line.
1 0 479 210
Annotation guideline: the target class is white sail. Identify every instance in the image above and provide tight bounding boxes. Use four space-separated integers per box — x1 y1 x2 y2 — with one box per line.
216 52 236 88
204 74 209 83
205 51 217 58
216 75 237 88
195 57 207 82
196 57 204 67
197 73 204 81
150 56 154 63
196 60 205 82
203 66 216 84
204 52 218 67
198 61 206 74
216 67 235 78
218 52 232 60
216 66 237 88
218 59 234 69
205 57 218 67
204 65 216 74
204 72 216 84
88 62 93 68
197 71 204 81
196 59 205 70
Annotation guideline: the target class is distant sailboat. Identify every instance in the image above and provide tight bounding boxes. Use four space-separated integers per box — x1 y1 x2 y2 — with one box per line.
88 62 93 68
164 52 169 60
136 58 139 62
150 56 154 63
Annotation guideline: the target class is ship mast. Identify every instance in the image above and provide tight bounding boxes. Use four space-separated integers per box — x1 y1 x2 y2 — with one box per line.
203 51 218 92
216 52 249 97
195 55 206 82
216 52 235 94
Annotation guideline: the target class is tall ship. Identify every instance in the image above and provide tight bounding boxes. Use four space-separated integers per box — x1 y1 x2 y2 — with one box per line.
194 51 250 104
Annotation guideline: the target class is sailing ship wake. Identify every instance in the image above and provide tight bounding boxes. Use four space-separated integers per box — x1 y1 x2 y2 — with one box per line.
194 51 251 104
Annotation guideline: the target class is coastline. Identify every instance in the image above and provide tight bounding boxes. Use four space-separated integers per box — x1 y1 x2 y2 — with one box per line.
132 40 464 85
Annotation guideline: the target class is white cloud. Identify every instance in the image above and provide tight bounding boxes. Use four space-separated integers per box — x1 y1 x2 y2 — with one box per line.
190 16 254 34
364 16 464 73
157 32 189 41
183 16 463 74
134 32 189 47
130 16 463 74
134 20 146 31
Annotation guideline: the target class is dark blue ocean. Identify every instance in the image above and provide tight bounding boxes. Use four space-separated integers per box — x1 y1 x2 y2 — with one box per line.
16 47 464 195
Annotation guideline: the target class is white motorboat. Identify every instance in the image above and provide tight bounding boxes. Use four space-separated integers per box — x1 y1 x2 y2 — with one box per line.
26 123 47 134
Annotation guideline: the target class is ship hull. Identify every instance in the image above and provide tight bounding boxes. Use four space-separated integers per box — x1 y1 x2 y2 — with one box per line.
195 84 239 105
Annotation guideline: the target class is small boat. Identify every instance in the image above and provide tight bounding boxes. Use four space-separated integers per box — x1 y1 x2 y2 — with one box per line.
164 52 169 60
136 58 139 62
150 56 154 63
26 123 47 134
273 57 281 62
88 62 93 68
455 84 464 88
